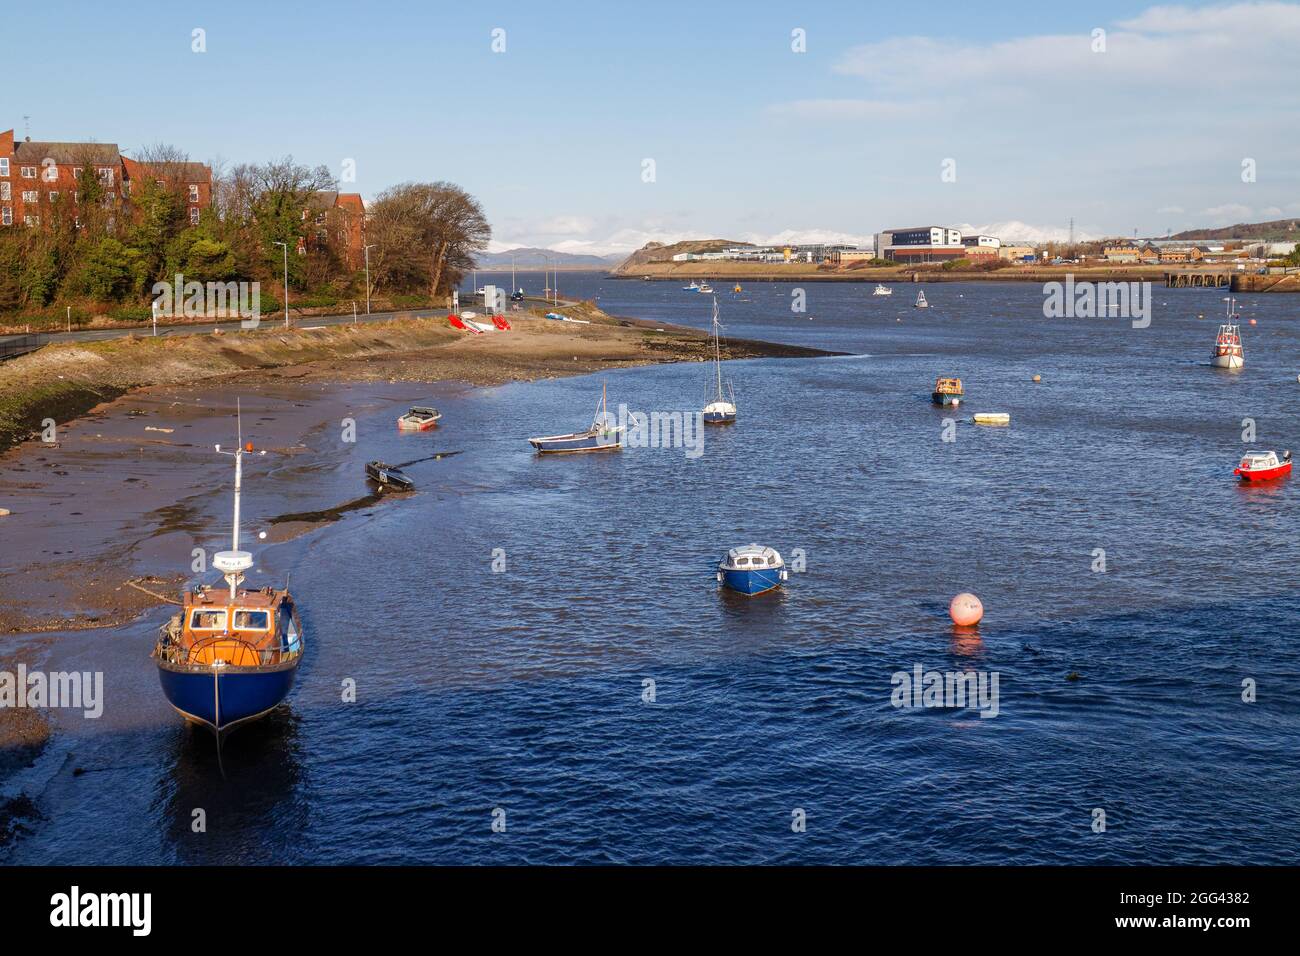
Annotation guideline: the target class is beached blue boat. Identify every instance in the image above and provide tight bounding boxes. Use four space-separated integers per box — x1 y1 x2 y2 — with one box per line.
529 383 624 453
717 544 788 596
152 409 305 740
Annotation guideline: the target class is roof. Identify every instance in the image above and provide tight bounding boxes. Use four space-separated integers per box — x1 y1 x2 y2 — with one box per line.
12 140 120 165
121 155 211 182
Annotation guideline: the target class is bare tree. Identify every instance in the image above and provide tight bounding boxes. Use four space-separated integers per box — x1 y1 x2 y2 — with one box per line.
367 182 490 297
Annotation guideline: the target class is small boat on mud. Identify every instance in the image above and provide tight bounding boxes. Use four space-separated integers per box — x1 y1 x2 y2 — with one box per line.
717 544 788 596
932 377 963 407
915 290 929 308
529 382 624 453
1235 450 1291 482
366 460 414 490
703 297 737 425
1212 297 1244 369
873 284 893 296
153 416 305 741
463 318 496 333
397 405 441 431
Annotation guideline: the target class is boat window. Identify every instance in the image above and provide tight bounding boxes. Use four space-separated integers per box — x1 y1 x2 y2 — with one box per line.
234 609 270 630
190 609 227 630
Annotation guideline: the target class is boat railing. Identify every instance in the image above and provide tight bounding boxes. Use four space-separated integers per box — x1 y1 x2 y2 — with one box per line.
154 623 304 667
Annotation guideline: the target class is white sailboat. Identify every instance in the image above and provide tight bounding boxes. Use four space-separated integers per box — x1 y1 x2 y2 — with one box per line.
703 297 737 425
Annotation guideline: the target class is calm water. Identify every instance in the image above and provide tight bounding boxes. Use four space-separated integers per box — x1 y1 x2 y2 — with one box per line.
8 276 1300 864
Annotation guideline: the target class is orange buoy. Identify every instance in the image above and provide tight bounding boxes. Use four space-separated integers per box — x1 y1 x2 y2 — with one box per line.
949 592 984 626
1249 318 1257 325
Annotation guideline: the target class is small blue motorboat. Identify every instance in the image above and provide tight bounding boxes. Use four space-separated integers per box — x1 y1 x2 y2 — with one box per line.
529 382 624 453
153 408 305 741
717 544 788 596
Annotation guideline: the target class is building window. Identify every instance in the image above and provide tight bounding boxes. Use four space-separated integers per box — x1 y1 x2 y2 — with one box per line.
0 182 8 201
24 215 39 226
189 207 200 225
97 167 114 185
189 184 199 202
21 190 38 203
0 158 8 176
21 166 37 179
1 207 11 225
48 191 59 202
73 167 84 179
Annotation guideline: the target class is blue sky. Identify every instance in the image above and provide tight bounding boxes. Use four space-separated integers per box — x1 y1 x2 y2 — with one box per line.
11 1 1300 252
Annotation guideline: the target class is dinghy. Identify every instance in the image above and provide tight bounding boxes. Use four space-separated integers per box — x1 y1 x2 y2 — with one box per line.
366 460 414 490
397 406 441 431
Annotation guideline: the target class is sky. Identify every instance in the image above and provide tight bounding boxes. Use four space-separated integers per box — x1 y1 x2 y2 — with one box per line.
9 0 1300 254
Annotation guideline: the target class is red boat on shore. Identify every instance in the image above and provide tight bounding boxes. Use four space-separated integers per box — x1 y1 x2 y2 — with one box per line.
1234 450 1292 482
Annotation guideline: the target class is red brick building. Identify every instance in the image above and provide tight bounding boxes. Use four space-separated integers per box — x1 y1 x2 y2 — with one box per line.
120 155 213 226
0 128 212 230
300 190 366 268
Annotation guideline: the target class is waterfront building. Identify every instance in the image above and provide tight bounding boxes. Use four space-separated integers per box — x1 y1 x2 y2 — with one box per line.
876 226 965 263
1 127 212 230
300 191 367 267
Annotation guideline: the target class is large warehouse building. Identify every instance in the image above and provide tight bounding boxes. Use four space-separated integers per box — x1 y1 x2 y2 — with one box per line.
875 226 966 263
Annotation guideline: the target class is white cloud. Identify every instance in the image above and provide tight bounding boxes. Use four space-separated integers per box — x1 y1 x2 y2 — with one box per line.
1157 205 1185 215
958 221 1100 244
1201 203 1254 221
767 99 920 120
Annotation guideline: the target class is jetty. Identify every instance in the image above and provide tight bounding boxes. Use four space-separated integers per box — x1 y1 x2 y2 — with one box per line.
1163 271 1231 288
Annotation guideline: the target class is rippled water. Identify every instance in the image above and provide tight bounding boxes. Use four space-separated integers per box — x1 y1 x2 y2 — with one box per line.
8 277 1300 864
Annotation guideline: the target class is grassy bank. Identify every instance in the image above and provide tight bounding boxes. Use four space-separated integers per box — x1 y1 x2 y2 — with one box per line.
0 303 829 452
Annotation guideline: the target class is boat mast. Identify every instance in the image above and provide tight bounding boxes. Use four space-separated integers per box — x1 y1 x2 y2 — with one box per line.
712 296 724 401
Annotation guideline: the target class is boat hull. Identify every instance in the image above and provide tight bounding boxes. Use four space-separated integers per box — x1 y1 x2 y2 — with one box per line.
1211 353 1244 369
397 418 438 431
703 411 736 424
529 431 623 453
718 567 785 596
932 392 962 407
157 661 299 735
1236 462 1291 481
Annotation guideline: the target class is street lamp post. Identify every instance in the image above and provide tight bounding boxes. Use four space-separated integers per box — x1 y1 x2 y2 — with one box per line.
272 241 289 328
364 244 376 315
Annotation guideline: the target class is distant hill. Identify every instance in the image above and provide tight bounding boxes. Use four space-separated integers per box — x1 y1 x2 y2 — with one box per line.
1169 218 1300 241
475 247 620 268
612 239 750 274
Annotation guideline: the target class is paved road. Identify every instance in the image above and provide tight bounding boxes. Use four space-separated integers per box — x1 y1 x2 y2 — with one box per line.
27 294 576 346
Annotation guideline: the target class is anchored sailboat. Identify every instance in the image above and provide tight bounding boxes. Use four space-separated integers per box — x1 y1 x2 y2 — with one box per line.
528 382 625 453
703 297 737 425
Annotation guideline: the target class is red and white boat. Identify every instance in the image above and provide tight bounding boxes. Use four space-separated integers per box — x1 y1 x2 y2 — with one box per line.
1234 450 1291 482
1211 297 1244 369
397 405 441 431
